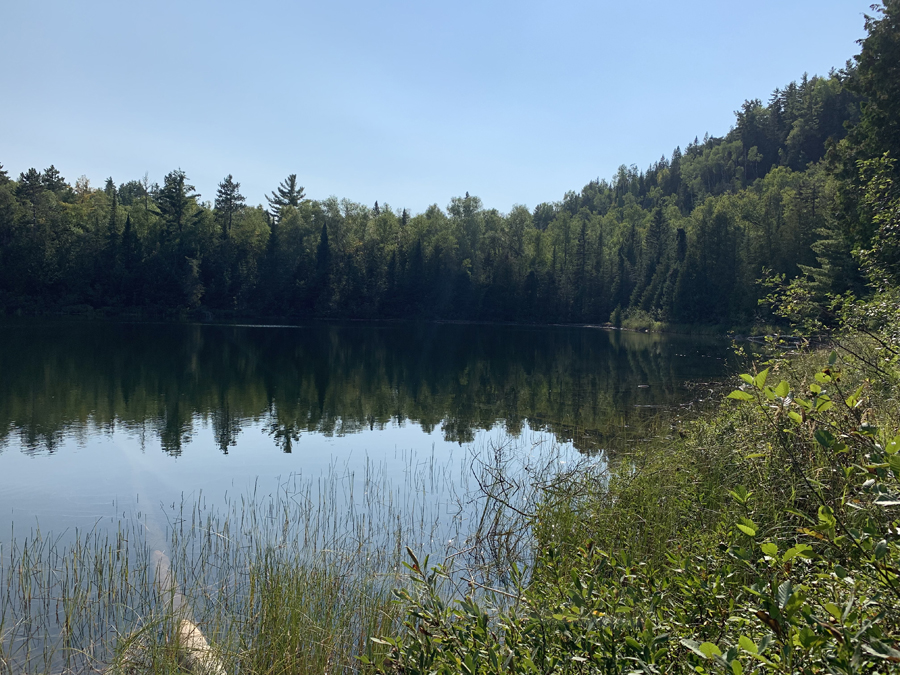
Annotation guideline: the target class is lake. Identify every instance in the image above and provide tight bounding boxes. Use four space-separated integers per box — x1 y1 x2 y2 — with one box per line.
0 319 739 671
0 319 736 539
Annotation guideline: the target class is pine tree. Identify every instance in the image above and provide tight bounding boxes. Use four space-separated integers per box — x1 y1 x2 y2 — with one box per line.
42 165 67 194
215 174 246 237
266 174 305 222
0 163 9 185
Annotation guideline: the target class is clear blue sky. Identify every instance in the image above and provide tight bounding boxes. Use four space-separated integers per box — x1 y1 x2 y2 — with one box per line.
0 0 875 214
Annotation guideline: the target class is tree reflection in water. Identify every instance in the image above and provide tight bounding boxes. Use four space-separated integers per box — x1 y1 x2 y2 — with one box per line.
0 320 734 456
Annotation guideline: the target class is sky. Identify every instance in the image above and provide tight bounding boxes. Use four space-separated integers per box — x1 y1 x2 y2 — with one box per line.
0 0 877 215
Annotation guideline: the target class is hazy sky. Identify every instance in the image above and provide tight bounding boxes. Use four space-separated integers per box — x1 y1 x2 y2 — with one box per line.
0 0 876 214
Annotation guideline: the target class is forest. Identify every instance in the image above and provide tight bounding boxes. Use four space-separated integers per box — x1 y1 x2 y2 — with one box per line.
0 8 897 327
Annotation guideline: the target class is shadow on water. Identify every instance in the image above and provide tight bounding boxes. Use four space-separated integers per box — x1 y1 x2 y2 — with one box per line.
0 319 736 457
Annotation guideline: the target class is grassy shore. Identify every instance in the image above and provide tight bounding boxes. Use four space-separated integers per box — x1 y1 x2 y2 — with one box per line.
376 320 900 673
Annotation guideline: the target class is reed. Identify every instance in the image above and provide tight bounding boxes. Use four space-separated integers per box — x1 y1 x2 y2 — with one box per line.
0 434 577 674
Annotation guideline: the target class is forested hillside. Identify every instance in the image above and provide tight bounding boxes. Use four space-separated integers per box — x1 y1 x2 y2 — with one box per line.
1 4 896 325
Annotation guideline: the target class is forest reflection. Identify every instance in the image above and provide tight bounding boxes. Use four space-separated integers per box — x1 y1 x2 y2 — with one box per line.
0 321 733 456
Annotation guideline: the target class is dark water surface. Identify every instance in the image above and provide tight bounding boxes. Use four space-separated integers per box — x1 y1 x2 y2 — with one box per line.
0 320 736 537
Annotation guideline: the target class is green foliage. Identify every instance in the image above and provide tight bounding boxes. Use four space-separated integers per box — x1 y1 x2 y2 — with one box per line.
375 292 900 673
0 4 894 327
0 56 872 323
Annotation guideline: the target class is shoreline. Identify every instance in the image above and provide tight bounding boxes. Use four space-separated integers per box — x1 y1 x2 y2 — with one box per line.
0 303 774 339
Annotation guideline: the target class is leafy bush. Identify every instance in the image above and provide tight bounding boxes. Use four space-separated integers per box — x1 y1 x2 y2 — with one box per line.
373 299 900 673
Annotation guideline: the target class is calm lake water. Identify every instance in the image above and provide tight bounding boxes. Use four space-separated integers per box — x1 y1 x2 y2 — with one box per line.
0 320 736 541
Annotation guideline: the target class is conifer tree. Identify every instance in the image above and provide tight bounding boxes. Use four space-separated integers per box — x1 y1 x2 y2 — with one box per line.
215 174 245 237
156 169 199 237
266 174 305 222
41 165 67 194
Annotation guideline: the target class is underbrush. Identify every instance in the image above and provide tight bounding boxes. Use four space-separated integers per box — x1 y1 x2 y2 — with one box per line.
377 304 900 673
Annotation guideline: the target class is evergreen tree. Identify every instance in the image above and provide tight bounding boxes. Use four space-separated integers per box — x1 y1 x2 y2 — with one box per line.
851 0 900 172
0 163 9 185
156 169 199 237
266 174 305 221
215 174 246 237
41 165 67 194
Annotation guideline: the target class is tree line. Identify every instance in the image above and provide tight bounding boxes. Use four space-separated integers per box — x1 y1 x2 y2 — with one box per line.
1 2 897 325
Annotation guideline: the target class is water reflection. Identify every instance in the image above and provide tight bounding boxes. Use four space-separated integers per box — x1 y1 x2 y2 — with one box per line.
0 320 733 456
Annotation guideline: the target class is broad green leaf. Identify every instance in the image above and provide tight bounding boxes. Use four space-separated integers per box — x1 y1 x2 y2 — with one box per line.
782 544 812 561
774 380 789 398
754 368 769 390
824 603 841 621
760 542 778 557
788 411 803 424
625 637 642 650
816 399 834 412
739 374 754 385
777 580 793 609
737 524 757 537
728 390 755 401
818 506 836 529
680 639 708 658
699 642 723 658
888 455 900 477
732 659 744 675
738 635 757 654
828 350 837 365
815 429 835 448
886 434 900 455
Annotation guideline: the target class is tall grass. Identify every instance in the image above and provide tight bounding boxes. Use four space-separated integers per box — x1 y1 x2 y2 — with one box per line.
0 434 577 674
